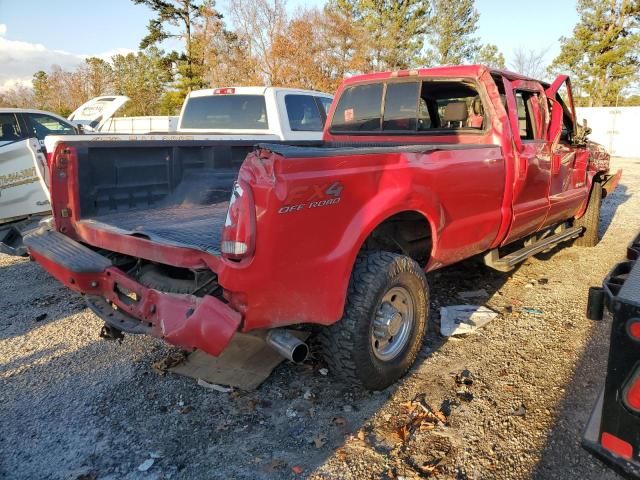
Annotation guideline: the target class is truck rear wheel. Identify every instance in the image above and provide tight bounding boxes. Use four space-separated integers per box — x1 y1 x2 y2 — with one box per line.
318 252 429 390
575 182 602 247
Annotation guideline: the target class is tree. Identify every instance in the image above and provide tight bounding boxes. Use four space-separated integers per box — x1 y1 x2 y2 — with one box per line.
510 46 549 79
111 49 173 115
84 57 113 98
549 0 640 106
425 0 480 65
0 85 34 109
269 5 373 92
474 44 506 69
32 71 50 110
321 0 370 81
227 0 288 84
133 0 210 92
356 0 430 71
195 1 262 87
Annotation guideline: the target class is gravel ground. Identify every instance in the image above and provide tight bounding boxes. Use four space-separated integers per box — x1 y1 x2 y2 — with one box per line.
1 157 637 480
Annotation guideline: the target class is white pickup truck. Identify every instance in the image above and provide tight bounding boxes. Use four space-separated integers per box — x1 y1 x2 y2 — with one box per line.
1 87 333 255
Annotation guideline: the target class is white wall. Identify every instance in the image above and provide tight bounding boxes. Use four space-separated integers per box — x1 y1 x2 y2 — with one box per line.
99 116 178 134
576 106 640 158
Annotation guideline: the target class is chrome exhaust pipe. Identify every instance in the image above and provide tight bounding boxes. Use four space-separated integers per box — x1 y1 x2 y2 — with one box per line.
266 329 309 363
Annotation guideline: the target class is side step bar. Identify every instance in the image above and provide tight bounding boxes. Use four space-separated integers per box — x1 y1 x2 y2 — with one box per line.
484 225 584 272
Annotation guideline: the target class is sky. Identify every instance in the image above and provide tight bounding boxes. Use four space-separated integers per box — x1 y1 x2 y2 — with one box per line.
0 0 579 91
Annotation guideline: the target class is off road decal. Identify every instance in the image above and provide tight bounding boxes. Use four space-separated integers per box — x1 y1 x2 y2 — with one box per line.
0 167 38 190
278 181 343 214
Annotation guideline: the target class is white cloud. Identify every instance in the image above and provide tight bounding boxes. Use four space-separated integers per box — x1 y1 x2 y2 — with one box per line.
0 33 135 92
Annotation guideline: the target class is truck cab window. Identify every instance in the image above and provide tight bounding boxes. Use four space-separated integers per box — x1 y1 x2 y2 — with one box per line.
383 82 419 131
331 83 383 132
26 114 75 140
285 95 323 132
317 97 332 116
514 92 539 140
555 84 574 141
421 82 485 131
0 113 22 143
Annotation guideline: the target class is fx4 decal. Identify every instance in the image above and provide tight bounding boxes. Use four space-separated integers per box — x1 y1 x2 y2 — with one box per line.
278 181 343 214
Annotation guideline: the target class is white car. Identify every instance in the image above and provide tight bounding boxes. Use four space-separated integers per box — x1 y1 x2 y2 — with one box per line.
0 109 78 255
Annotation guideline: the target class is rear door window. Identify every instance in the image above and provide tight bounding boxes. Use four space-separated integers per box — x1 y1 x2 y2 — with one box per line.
331 83 383 132
0 113 23 143
383 82 419 131
26 113 76 140
514 91 543 140
285 94 324 132
181 94 269 130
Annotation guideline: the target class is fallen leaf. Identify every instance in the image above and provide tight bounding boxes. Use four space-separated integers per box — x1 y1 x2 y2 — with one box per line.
180 406 192 414
263 459 287 473
356 430 365 441
396 425 409 443
311 433 327 448
331 416 347 426
292 465 304 474
152 351 187 375
335 448 348 460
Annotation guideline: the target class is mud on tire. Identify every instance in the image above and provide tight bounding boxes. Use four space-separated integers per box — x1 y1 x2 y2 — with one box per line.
318 251 429 390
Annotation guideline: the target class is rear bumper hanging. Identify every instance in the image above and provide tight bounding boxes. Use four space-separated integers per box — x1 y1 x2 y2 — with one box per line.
24 228 242 356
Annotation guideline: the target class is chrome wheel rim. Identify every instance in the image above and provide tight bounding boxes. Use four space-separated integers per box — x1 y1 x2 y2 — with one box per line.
371 286 414 361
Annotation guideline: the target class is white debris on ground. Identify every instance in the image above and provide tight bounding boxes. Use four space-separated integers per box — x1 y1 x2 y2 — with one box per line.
439 305 500 337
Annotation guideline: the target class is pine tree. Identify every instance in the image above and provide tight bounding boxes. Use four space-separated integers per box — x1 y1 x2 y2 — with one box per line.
425 0 480 65
356 0 431 70
474 44 506 69
549 0 640 106
133 0 212 94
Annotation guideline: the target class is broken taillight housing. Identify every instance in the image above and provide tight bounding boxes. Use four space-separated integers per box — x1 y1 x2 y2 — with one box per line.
221 181 256 260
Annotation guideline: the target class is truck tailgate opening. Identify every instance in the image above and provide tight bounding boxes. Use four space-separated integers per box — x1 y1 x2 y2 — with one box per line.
65 144 243 256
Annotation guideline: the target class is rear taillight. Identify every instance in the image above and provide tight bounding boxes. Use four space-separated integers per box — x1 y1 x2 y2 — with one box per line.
214 88 235 95
221 181 255 260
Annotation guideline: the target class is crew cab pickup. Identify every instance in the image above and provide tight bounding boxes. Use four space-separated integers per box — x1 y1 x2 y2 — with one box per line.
26 65 621 390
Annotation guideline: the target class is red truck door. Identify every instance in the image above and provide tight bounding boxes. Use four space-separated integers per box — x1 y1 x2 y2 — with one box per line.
541 76 588 227
501 78 551 244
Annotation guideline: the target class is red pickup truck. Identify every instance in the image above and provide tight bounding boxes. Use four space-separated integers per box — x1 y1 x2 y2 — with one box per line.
25 65 620 390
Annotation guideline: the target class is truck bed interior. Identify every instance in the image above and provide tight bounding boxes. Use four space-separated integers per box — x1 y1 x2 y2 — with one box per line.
74 144 244 255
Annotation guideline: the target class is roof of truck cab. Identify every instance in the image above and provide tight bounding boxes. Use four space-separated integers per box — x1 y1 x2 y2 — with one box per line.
187 86 333 98
342 65 548 85
0 108 74 125
0 108 69 116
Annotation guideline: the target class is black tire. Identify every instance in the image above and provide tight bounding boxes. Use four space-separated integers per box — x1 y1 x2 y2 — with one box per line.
574 182 602 247
318 251 429 390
